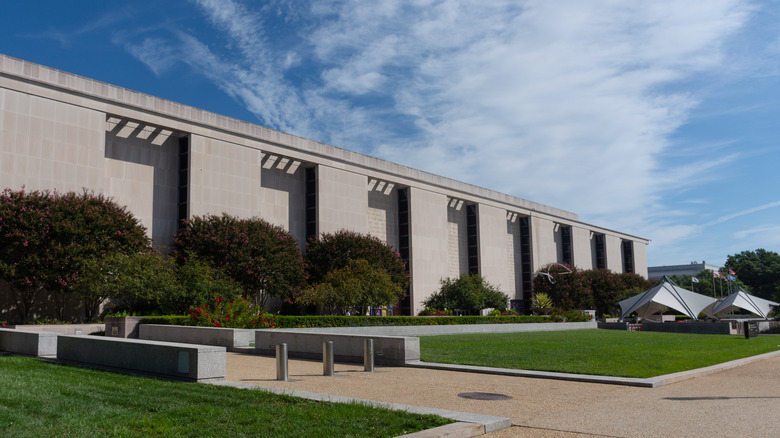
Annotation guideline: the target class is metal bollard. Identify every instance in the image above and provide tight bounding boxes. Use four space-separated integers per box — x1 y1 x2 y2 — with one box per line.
364 338 375 372
323 341 335 376
276 343 288 381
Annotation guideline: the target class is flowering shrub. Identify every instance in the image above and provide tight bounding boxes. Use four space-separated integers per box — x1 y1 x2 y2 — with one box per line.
174 214 305 308
189 297 276 329
0 188 149 322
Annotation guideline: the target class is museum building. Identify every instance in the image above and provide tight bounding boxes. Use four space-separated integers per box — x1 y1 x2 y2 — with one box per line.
0 54 648 315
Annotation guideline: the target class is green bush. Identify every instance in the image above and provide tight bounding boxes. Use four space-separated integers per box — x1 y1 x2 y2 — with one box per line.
422 273 508 314
142 314 557 328
304 230 408 291
549 308 593 322
298 259 404 315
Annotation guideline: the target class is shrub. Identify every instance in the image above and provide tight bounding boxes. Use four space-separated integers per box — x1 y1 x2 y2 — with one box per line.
422 273 509 314
189 296 277 329
550 308 593 322
305 230 408 291
79 251 181 316
298 259 404 315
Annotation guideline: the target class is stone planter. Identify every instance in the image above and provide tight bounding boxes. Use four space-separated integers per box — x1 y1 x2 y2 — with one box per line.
104 316 145 338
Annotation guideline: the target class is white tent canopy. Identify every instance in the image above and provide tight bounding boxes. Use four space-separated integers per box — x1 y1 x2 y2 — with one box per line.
709 287 779 319
619 277 718 321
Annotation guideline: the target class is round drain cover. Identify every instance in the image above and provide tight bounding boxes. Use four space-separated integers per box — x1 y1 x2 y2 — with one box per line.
457 392 512 401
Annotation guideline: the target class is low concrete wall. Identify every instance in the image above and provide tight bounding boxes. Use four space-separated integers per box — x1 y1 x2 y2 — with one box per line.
9 324 104 335
255 330 418 365
281 321 597 337
57 335 226 382
0 328 58 357
598 322 731 335
139 325 253 351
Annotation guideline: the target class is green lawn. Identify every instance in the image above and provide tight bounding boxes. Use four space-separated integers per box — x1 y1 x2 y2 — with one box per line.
0 356 451 438
419 329 780 378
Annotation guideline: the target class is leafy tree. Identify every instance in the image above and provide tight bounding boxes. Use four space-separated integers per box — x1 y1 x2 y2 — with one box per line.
0 188 149 322
0 189 53 322
305 230 409 293
77 251 180 316
533 265 653 316
422 273 508 314
76 251 243 317
726 249 780 301
297 259 404 315
174 214 305 308
532 263 592 311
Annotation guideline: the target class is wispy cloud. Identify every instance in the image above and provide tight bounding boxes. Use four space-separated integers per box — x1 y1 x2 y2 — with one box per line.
707 201 780 226
115 0 754 241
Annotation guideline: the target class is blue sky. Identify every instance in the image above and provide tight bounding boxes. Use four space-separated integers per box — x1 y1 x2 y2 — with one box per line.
2 0 780 268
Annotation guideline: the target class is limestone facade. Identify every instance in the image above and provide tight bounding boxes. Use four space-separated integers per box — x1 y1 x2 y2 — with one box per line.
0 54 649 315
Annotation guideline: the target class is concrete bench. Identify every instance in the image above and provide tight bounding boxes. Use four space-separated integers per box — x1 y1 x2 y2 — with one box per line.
57 335 226 382
139 324 253 351
0 328 58 357
255 330 419 365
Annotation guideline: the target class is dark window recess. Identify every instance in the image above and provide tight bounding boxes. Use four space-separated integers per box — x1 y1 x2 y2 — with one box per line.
466 204 479 274
561 226 573 265
305 167 317 242
176 136 189 228
519 216 532 314
594 234 606 269
397 188 411 316
622 240 634 274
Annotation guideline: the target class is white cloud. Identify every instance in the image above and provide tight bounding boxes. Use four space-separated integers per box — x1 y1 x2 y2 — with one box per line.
116 0 754 244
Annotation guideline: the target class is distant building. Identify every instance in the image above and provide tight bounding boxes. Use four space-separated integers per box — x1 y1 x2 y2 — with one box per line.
648 262 721 280
0 54 649 316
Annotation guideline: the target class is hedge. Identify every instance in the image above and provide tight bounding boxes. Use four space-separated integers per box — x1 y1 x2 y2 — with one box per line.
139 315 564 328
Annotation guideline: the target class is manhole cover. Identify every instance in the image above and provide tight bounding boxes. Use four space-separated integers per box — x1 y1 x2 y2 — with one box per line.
457 392 512 401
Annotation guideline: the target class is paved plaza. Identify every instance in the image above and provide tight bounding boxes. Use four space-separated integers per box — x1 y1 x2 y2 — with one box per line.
225 351 780 437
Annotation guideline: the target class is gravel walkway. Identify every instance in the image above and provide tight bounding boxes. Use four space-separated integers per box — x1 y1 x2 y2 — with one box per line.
225 351 780 437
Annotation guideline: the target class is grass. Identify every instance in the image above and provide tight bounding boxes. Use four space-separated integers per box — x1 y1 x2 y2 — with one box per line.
0 356 451 437
419 329 780 378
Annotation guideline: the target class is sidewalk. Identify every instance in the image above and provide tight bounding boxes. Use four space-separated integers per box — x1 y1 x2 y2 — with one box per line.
225 352 780 437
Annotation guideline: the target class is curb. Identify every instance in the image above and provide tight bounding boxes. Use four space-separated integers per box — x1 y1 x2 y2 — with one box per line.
407 348 780 388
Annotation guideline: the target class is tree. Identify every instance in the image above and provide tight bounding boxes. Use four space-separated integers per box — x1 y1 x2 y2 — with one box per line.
533 265 653 316
422 273 508 314
77 251 180 316
47 190 150 319
76 251 242 318
297 259 404 315
174 214 305 308
305 230 408 291
532 263 592 311
726 249 780 301
0 189 54 322
0 188 149 322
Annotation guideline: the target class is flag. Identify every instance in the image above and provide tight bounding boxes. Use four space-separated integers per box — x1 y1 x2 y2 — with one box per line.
729 268 736 276
727 275 736 282
713 272 722 279
692 277 700 283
